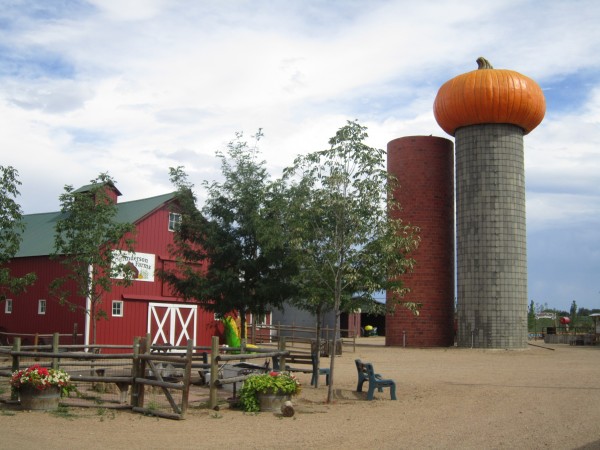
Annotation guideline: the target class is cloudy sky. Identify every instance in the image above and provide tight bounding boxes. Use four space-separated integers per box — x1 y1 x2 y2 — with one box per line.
2 0 599 311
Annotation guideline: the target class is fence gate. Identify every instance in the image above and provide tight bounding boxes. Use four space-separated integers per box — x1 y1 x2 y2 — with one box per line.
148 303 197 348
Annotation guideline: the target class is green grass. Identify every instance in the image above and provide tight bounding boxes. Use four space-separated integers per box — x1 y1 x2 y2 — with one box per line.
96 407 116 421
49 405 77 420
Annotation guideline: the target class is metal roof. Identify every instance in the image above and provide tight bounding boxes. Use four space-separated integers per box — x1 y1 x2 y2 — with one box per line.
15 192 176 257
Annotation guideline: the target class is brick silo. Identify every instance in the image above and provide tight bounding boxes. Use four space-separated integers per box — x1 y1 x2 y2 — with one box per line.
434 57 546 348
386 136 455 347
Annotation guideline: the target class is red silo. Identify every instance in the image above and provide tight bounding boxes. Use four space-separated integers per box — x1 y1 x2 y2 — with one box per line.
386 136 455 347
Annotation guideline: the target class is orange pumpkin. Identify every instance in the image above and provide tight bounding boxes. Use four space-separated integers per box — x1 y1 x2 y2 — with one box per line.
433 57 546 136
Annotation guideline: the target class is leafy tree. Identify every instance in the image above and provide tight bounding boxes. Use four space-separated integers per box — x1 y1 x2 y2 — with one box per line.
0 166 36 300
161 132 295 339
528 300 536 331
281 120 419 400
570 300 578 327
50 173 136 344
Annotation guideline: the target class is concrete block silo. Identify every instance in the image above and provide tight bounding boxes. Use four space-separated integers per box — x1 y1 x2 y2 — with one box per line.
434 57 546 348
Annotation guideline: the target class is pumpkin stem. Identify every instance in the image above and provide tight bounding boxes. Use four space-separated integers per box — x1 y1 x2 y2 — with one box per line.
476 57 493 69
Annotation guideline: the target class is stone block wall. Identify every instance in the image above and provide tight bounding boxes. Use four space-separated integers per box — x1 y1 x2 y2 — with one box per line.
455 124 528 348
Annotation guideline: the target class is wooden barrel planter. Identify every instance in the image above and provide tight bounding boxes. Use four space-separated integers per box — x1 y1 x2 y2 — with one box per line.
19 385 61 411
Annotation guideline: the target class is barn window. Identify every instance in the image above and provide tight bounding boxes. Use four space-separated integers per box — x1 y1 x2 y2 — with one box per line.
5 299 12 314
168 213 182 232
250 313 270 326
38 299 46 315
112 300 124 317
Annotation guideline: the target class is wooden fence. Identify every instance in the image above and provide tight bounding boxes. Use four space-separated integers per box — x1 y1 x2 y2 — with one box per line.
0 333 300 418
0 334 205 419
247 322 357 353
0 329 82 347
1 331 340 417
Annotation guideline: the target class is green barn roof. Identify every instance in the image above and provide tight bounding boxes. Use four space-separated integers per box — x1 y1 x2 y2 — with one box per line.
16 192 176 258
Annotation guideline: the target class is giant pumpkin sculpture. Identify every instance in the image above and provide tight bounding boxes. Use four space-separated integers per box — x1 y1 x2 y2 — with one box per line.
433 57 545 136
434 58 545 349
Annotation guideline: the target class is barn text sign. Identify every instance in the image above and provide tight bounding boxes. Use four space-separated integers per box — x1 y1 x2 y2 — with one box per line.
112 251 155 282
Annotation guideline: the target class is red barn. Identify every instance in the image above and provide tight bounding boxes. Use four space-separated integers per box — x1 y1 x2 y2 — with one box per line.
0 184 221 348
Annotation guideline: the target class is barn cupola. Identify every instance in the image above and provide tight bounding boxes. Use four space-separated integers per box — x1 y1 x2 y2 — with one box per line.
73 180 122 205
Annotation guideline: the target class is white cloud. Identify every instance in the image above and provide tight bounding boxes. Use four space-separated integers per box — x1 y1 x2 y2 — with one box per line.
525 84 600 233
1 0 600 310
87 0 169 22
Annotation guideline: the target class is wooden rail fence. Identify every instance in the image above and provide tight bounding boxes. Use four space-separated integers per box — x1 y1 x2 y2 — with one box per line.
0 333 310 418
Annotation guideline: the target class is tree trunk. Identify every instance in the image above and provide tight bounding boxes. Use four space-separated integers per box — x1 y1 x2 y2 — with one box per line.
314 306 323 388
327 281 342 403
240 308 247 340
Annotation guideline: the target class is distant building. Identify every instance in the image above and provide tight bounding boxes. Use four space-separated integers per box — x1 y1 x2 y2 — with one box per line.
535 312 556 320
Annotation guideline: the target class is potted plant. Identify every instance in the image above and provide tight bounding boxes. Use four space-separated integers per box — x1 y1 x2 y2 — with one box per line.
10 364 76 410
238 371 301 412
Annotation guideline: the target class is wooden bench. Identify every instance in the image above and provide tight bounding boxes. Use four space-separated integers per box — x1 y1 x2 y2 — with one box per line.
355 359 396 400
273 353 330 386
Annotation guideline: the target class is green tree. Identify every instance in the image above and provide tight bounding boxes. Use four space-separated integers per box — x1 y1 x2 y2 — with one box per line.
528 300 536 331
282 121 419 401
570 300 578 327
0 166 36 300
161 132 295 339
50 173 136 344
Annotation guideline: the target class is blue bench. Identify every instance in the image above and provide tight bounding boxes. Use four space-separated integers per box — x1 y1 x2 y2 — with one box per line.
355 359 396 400
310 352 330 387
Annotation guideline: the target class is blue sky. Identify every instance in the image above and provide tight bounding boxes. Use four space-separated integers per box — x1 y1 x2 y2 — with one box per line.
1 0 599 311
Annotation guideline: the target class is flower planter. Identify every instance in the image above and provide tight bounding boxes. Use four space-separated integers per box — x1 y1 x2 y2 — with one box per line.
257 391 291 412
19 385 61 411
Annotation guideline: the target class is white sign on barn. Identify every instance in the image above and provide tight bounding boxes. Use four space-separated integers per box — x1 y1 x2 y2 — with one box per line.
111 251 156 282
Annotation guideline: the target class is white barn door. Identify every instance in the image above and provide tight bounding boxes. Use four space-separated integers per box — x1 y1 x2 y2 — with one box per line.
148 303 197 347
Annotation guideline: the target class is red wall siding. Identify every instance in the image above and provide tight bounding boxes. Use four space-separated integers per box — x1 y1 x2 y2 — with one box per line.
0 256 85 344
96 203 217 346
96 299 148 346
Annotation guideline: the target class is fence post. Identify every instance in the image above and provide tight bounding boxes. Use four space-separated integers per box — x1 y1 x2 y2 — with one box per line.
52 332 60 369
11 337 21 401
181 339 193 416
136 335 150 408
130 336 140 407
250 320 256 345
279 336 287 371
209 336 219 409
72 323 78 345
33 334 39 360
276 322 281 345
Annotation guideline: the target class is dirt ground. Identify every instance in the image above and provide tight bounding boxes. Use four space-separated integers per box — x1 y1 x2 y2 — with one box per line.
1 337 599 450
